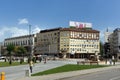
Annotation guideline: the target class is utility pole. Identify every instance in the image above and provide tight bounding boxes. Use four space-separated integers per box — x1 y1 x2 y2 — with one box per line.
29 24 32 61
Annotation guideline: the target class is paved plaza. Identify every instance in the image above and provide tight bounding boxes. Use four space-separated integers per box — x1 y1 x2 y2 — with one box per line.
16 63 120 80
14 59 120 80
1 59 120 80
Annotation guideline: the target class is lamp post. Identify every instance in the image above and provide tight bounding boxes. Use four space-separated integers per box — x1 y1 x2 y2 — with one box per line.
28 24 32 61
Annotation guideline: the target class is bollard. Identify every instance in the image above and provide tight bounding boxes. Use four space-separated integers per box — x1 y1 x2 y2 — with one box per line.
1 72 5 80
25 69 31 77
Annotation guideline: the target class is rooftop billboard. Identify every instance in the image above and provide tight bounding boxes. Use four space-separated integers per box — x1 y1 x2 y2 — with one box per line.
69 21 92 28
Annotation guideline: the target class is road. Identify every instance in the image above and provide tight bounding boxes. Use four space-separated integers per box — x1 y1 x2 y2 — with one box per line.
0 60 71 80
1 59 119 80
59 68 120 80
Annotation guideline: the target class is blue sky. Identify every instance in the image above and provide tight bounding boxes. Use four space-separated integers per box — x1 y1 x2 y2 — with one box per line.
0 0 120 42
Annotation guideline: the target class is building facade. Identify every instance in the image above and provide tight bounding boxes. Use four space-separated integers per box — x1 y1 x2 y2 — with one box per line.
111 28 120 60
36 27 100 59
106 28 120 61
4 34 36 55
0 42 4 56
35 28 60 56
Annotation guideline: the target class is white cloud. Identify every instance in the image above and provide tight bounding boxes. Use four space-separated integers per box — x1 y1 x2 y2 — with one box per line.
0 25 42 42
0 26 29 42
10 27 28 37
18 18 29 24
32 25 41 34
0 27 9 37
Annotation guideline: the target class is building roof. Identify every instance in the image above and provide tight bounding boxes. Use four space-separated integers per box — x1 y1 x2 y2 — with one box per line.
113 28 120 33
5 34 35 40
40 27 62 33
40 27 99 33
60 28 99 33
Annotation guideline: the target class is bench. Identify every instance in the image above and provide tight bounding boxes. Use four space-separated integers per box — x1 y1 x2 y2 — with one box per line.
77 61 89 65
90 61 98 65
77 61 99 65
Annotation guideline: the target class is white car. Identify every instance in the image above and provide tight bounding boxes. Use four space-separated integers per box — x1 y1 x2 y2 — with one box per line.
0 56 5 60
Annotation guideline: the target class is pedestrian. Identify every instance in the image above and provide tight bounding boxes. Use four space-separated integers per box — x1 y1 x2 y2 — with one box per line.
44 57 47 64
105 59 107 64
109 59 112 65
112 56 115 66
39 57 42 62
112 59 115 66
29 60 33 73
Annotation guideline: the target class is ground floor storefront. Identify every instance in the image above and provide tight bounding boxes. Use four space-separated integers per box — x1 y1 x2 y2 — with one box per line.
34 52 98 61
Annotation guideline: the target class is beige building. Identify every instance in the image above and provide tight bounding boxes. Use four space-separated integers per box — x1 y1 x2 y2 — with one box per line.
35 28 60 55
4 34 36 56
35 27 100 59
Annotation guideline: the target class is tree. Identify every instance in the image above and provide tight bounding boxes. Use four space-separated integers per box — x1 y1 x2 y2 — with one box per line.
6 44 15 64
17 46 27 64
100 41 104 57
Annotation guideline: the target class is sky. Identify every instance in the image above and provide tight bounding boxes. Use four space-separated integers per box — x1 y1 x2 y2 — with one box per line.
0 0 120 42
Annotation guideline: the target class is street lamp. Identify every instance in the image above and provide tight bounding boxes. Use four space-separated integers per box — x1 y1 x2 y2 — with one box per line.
28 24 32 61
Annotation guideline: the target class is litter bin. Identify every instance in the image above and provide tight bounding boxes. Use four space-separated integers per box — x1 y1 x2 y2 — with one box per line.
25 69 31 77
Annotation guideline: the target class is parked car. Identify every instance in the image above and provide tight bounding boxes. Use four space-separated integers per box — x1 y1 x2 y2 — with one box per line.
0 56 6 60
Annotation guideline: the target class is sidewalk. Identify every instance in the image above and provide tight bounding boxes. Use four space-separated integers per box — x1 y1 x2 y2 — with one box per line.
16 63 120 80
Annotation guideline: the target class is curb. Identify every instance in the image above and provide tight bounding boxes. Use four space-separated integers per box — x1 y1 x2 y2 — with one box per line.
16 65 120 80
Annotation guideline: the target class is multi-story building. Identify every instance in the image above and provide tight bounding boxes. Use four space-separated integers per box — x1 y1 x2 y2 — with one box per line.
4 34 36 55
35 28 60 56
112 28 120 60
106 28 120 61
35 27 100 59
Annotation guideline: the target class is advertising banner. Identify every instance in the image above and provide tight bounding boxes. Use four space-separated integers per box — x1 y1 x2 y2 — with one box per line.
69 21 92 28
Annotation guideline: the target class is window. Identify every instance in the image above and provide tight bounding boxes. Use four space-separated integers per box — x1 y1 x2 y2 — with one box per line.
54 33 57 35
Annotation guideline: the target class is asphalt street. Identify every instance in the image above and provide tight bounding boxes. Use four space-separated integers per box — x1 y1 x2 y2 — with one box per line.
59 68 120 80
0 60 69 80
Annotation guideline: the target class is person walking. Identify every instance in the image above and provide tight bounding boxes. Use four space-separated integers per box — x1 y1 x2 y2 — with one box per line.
112 59 115 65
39 57 42 62
109 59 112 65
44 57 47 64
29 60 33 73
